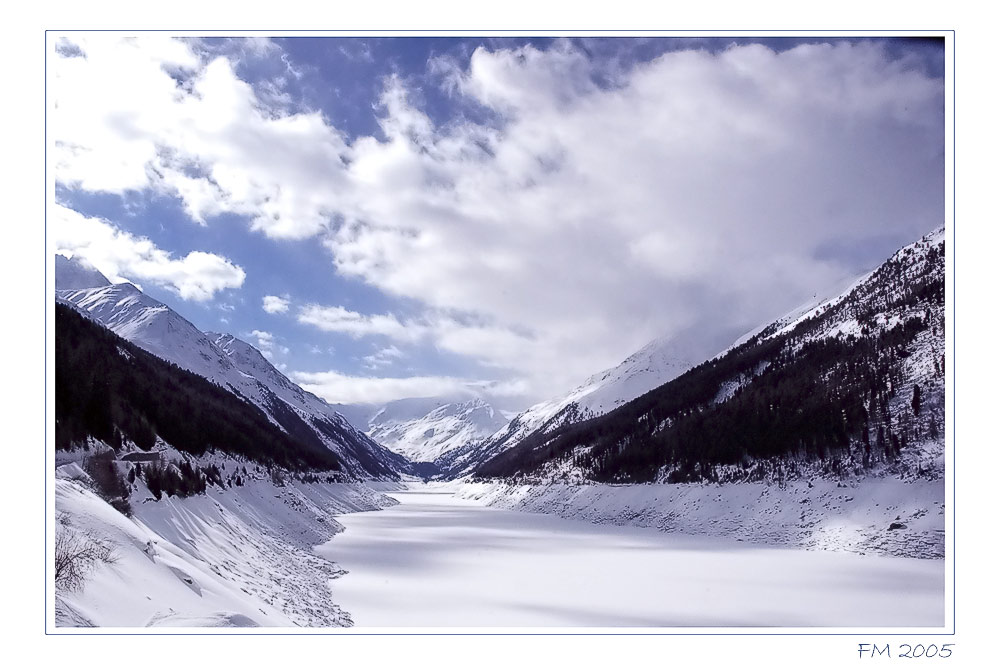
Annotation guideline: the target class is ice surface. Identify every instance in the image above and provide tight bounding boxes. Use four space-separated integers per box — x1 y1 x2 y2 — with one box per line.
318 485 943 627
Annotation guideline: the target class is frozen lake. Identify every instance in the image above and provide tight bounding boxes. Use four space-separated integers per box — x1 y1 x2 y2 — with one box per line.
315 486 944 628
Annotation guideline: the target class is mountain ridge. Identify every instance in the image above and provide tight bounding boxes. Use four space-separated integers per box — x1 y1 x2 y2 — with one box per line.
436 334 697 477
55 257 405 479
475 226 945 484
366 396 508 466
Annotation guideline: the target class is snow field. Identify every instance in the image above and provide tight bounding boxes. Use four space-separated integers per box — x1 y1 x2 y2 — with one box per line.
54 476 400 628
456 477 945 558
318 486 943 627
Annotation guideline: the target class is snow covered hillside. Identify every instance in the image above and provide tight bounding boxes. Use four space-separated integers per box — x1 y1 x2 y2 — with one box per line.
476 227 946 486
207 332 410 478
55 256 404 479
438 336 696 477
53 254 111 290
366 397 508 466
457 228 948 560
54 463 400 628
457 477 945 559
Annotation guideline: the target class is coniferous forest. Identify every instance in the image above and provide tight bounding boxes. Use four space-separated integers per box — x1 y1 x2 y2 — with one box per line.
55 303 343 471
476 236 945 483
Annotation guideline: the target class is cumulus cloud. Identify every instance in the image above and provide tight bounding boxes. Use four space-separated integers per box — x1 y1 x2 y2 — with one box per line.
262 294 291 314
51 37 944 400
289 371 474 405
289 369 523 405
322 41 945 396
52 36 352 239
249 329 289 359
297 304 428 343
297 303 540 373
52 204 245 301
362 345 404 369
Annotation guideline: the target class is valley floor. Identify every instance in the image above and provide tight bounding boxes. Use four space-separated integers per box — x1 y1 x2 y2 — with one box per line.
318 484 944 627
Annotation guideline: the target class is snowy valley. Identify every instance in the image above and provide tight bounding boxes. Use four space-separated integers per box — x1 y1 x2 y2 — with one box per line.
52 227 947 629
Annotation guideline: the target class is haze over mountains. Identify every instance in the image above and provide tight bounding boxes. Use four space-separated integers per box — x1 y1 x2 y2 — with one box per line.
478 228 945 484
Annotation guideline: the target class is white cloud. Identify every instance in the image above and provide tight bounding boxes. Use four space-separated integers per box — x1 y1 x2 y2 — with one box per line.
362 344 405 369
297 303 542 376
52 204 245 301
52 38 944 401
290 370 475 405
290 367 534 405
262 294 291 314
318 41 945 397
297 304 428 343
249 329 289 359
52 36 352 239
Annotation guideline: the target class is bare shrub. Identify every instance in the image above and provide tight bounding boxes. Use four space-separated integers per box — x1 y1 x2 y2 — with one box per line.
54 524 119 592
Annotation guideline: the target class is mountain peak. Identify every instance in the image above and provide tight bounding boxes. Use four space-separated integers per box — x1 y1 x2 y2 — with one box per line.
57 280 406 479
55 254 111 291
366 395 508 465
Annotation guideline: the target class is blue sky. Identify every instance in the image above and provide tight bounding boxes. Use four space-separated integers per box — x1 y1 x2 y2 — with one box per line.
50 35 945 409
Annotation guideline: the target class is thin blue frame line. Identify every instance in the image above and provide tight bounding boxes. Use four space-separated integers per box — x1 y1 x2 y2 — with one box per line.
950 30 957 635
47 630 955 637
44 29 49 634
43 30 956 638
44 29 952 34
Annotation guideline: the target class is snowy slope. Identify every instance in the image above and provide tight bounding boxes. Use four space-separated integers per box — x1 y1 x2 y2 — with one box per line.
207 332 409 477
55 257 404 479
457 476 945 559
58 283 244 389
438 336 695 477
54 254 111 290
477 226 946 485
723 269 875 353
367 397 508 464
54 470 400 628
761 227 945 347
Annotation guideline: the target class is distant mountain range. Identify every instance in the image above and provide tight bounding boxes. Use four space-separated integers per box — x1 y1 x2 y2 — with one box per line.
435 336 697 477
326 334 700 479
366 397 508 471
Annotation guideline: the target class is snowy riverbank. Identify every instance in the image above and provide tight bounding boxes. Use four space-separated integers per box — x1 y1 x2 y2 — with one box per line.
455 477 945 559
54 475 401 628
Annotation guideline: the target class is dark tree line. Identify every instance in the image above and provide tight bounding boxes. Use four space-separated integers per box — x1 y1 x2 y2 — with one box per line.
55 304 343 472
476 236 944 483
142 460 207 499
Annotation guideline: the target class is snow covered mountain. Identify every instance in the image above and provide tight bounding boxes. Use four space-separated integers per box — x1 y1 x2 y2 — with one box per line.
437 336 696 477
207 332 409 477
53 254 111 290
366 397 508 466
477 227 946 484
55 256 405 479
